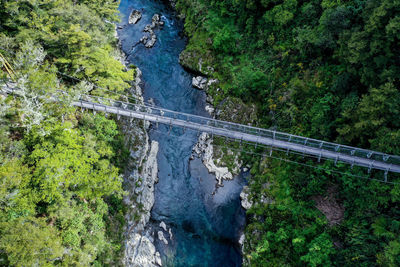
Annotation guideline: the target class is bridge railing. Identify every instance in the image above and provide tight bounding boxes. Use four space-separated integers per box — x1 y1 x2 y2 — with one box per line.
79 94 400 170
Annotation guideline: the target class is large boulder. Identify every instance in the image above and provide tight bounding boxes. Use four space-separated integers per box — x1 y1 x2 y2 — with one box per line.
192 76 218 91
216 96 257 124
240 186 253 210
129 10 142 24
192 76 208 90
179 50 214 75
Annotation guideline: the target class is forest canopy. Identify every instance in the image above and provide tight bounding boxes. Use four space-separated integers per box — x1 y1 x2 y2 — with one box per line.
175 0 400 266
0 0 132 265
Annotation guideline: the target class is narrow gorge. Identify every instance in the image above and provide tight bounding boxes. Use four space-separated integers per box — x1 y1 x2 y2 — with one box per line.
118 0 247 266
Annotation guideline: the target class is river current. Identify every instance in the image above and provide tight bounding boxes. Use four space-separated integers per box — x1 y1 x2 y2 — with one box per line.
118 1 246 266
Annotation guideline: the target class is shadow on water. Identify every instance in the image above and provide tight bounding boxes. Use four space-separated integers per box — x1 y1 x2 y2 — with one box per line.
118 1 246 266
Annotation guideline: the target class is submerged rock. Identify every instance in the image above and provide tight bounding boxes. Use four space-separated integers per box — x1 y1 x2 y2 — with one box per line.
158 231 169 245
129 10 142 24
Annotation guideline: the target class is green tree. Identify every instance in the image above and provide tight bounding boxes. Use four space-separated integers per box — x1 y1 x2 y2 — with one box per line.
0 217 63 266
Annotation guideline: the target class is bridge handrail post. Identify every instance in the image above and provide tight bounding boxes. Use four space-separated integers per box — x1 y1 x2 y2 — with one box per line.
302 138 308 158
384 167 390 182
168 118 172 135
318 141 324 162
197 122 201 137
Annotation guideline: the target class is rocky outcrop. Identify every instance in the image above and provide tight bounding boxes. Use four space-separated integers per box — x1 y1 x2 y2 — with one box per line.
140 14 164 48
125 233 161 267
238 233 245 251
204 104 215 116
115 40 161 265
240 186 253 210
192 132 242 186
157 221 173 246
216 97 257 125
179 50 214 75
191 76 218 116
129 10 142 24
192 76 218 91
123 139 161 267
192 76 208 90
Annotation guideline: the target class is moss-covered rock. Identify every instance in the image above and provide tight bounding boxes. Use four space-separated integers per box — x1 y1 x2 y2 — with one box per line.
216 96 258 125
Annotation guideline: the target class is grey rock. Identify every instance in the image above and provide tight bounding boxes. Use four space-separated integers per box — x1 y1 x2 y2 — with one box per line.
114 28 161 266
125 233 159 267
155 252 162 266
144 25 152 33
140 14 164 48
140 35 149 42
192 76 208 90
205 104 215 116
240 186 253 210
129 10 142 24
159 221 167 232
238 233 245 247
158 231 169 245
152 14 161 23
193 133 233 185
145 34 157 48
260 195 274 205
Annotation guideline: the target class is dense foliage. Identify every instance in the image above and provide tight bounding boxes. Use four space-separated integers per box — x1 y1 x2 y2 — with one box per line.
175 0 400 266
0 0 133 265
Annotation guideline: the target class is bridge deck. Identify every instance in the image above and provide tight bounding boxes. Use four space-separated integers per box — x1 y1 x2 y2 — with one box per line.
74 95 400 176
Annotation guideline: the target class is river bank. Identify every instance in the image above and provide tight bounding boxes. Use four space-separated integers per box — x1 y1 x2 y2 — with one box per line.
112 26 162 265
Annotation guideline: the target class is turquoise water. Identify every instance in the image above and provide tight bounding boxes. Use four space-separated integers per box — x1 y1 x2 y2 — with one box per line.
118 1 246 266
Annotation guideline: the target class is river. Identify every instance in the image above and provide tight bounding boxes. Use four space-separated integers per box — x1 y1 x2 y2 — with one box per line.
118 1 246 266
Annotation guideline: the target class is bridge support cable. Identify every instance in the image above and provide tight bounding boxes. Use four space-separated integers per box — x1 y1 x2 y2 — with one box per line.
146 125 400 185
2 83 399 176
73 95 400 175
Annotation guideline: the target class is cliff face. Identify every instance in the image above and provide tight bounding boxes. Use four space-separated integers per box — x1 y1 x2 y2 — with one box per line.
120 69 161 267
113 33 161 266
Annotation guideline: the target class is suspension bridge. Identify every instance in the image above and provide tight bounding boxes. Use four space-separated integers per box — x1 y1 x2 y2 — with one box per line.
0 50 399 182
72 94 400 180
